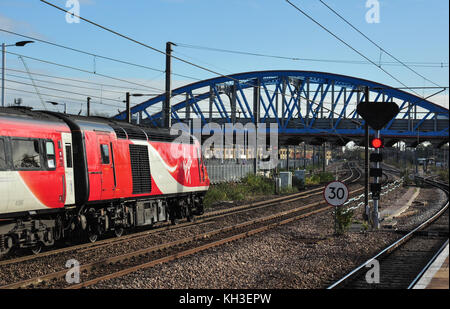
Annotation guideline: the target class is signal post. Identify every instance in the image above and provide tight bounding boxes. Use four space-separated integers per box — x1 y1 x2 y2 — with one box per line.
357 100 399 229
370 132 383 228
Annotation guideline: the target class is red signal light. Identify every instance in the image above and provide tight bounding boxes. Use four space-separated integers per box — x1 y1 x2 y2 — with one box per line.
371 138 383 149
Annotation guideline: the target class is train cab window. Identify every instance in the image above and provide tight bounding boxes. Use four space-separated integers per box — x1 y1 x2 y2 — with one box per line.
12 139 41 169
100 144 110 164
65 144 73 168
45 141 56 169
0 138 6 170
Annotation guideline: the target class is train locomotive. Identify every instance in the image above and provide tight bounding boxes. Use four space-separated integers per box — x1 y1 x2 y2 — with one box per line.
0 107 209 255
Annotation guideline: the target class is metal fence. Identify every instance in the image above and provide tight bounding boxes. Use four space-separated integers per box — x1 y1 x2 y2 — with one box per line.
205 160 254 184
205 158 320 184
344 179 404 213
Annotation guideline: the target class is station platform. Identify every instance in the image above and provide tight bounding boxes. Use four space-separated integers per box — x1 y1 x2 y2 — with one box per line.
413 243 449 289
380 186 420 223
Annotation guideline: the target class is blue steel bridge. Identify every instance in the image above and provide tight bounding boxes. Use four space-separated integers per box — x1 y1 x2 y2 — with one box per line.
114 70 449 148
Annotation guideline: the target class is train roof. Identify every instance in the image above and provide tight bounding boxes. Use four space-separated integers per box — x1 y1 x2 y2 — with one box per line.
0 106 67 124
63 114 191 143
0 107 193 143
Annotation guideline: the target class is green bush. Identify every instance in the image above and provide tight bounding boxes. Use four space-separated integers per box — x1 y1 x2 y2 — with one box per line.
318 172 335 183
241 174 274 195
437 169 449 183
292 177 305 190
305 172 335 186
203 187 227 208
203 174 275 209
280 186 298 194
305 174 320 185
335 207 354 235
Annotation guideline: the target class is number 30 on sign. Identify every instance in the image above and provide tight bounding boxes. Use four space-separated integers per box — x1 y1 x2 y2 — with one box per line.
323 181 349 206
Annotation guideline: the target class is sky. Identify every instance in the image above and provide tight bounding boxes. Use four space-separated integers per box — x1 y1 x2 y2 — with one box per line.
0 0 448 116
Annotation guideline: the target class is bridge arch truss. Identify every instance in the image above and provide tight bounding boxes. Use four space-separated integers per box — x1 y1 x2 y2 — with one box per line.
115 70 449 147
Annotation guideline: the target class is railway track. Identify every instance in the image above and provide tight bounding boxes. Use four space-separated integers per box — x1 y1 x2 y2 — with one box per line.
327 177 449 289
0 163 357 267
1 163 363 289
0 172 354 268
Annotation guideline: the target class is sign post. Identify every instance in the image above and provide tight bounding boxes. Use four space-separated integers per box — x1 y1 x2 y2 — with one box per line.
324 181 349 234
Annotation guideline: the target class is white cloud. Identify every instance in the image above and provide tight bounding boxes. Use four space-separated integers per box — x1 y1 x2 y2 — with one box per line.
0 14 23 31
0 14 47 40
430 94 449 110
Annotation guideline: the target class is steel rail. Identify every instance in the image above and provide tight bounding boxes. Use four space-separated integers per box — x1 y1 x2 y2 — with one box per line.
327 177 449 289
0 164 355 267
0 200 335 289
64 164 362 289
66 207 332 289
1 164 362 289
408 238 449 289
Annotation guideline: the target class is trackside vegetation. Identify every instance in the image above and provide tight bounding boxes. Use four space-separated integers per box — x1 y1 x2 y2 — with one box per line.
204 171 336 209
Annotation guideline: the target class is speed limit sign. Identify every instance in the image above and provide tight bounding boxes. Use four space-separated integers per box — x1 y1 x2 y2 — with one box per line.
324 181 349 206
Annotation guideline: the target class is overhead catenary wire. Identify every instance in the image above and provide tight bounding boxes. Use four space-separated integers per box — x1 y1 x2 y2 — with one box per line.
5 85 163 113
2 68 207 103
2 68 154 92
0 28 200 82
172 50 235 75
39 0 265 83
284 0 423 97
172 47 447 121
39 0 444 123
39 0 357 120
4 86 122 108
318 0 443 88
174 43 448 68
5 72 145 95
4 78 127 103
18 55 47 110
5 51 164 92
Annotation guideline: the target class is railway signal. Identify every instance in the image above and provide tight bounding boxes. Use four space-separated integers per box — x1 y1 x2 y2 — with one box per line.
370 153 383 178
356 101 400 131
356 100 399 229
370 130 383 228
370 137 384 149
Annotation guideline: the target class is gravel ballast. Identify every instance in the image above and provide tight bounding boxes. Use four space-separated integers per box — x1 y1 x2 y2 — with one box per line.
91 208 398 289
91 185 447 289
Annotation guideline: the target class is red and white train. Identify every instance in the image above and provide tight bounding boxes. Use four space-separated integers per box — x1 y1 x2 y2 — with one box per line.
0 107 209 255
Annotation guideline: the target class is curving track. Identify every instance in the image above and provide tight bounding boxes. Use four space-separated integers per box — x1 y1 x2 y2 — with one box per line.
328 177 449 289
0 165 354 267
1 162 363 289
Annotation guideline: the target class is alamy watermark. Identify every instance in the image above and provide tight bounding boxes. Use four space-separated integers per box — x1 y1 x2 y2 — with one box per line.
365 259 380 284
169 119 279 170
65 0 80 24
65 258 80 284
365 0 380 24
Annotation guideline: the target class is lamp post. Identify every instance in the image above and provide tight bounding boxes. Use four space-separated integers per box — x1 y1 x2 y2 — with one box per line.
2 40 34 107
47 101 67 114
